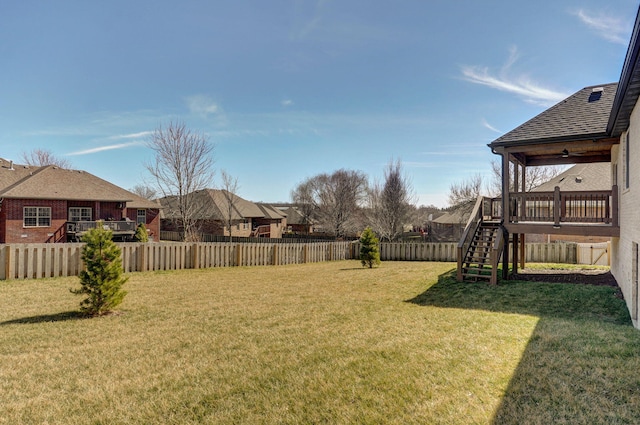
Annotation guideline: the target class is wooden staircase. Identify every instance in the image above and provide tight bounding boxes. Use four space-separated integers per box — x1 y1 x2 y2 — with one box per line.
460 222 500 282
45 222 68 243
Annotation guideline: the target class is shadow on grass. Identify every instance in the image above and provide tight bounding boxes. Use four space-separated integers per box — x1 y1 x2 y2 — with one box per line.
408 270 640 424
0 311 84 326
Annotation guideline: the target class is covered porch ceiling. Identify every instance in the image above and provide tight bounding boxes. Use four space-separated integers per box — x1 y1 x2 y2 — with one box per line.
496 136 619 167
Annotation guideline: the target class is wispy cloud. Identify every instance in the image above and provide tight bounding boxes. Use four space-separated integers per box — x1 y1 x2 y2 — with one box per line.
290 0 330 41
67 142 143 156
482 118 502 134
185 94 222 117
108 131 153 140
572 9 630 45
461 46 569 107
281 99 294 107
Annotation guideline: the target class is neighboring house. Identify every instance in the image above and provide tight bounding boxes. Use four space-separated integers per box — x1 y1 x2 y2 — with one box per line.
0 159 160 243
160 189 284 238
528 163 611 243
431 210 469 242
254 203 287 238
279 205 314 234
473 5 640 328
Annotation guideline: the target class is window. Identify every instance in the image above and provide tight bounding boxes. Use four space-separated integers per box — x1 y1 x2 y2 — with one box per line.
137 209 146 225
69 207 92 222
24 207 51 227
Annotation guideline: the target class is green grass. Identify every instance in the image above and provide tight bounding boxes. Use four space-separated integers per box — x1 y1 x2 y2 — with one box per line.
521 262 610 271
0 261 639 424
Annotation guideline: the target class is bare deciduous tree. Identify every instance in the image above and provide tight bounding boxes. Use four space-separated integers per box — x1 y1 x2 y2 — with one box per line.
219 170 240 242
146 121 215 241
448 173 484 210
290 179 316 230
489 160 566 196
129 184 157 200
291 169 368 239
21 148 72 168
368 159 416 241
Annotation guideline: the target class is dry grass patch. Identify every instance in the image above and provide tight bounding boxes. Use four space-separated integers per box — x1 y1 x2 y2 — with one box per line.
0 261 638 424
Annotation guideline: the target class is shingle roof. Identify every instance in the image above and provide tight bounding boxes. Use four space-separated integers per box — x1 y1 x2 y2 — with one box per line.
532 163 611 192
256 203 287 220
160 189 265 221
280 206 307 225
0 158 158 208
489 83 617 148
432 210 469 225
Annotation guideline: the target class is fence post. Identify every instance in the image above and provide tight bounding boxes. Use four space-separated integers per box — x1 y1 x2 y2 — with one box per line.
4 246 12 280
192 243 200 270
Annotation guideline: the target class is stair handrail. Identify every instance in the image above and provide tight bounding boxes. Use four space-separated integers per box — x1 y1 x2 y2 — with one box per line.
456 196 485 281
489 226 505 285
45 222 69 243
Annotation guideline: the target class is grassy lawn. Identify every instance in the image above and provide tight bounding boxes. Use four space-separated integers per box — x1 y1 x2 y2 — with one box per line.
1 261 639 424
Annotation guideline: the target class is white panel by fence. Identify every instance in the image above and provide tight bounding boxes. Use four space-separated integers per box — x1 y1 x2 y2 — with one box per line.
576 242 610 266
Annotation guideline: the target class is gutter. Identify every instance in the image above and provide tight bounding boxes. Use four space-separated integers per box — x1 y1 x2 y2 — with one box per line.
607 6 640 134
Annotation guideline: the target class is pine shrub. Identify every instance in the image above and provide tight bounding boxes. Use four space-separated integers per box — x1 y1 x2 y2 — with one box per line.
135 223 149 242
71 224 128 316
359 227 381 268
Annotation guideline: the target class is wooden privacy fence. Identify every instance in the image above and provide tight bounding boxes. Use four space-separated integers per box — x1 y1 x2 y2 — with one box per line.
353 242 458 262
0 241 354 280
523 242 577 264
0 241 587 281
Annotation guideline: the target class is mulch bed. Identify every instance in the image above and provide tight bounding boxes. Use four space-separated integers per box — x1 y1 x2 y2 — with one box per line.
511 269 619 287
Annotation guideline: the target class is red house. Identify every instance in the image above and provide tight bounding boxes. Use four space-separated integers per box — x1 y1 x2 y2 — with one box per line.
0 158 160 243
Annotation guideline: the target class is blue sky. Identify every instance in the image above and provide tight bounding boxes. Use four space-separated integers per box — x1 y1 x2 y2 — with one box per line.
1 1 638 207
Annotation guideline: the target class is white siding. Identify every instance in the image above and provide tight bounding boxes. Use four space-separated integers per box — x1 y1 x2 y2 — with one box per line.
611 109 640 328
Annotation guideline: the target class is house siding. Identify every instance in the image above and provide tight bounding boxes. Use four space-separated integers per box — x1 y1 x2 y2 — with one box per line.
611 114 640 328
124 208 161 240
1 199 67 243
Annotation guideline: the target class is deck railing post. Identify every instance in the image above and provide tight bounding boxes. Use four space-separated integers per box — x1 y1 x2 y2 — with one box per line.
612 184 619 228
553 186 561 227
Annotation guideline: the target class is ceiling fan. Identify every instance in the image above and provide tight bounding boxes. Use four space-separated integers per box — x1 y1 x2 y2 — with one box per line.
561 148 586 158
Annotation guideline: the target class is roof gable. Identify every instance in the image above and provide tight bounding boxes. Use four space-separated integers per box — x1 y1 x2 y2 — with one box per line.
490 83 617 148
160 189 265 221
532 163 611 192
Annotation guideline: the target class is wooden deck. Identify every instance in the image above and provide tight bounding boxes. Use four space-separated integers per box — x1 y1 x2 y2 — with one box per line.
488 185 619 237
66 220 138 242
457 188 619 284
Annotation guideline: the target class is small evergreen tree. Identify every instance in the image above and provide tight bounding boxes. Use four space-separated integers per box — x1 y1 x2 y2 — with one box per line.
71 224 128 316
359 227 381 268
135 223 149 242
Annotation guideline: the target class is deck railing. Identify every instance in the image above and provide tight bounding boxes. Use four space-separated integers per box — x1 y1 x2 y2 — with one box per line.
489 185 618 227
66 220 138 241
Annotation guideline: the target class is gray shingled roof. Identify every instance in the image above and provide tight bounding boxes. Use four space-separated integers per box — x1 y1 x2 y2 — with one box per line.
256 203 287 220
490 83 617 148
0 158 158 208
160 189 265 221
533 163 611 192
432 210 469 225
